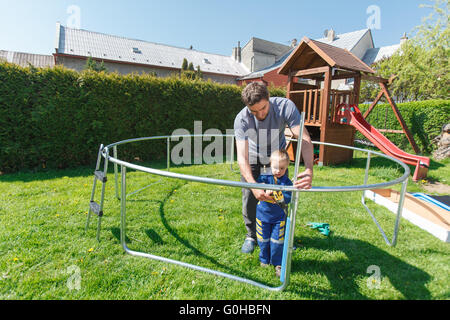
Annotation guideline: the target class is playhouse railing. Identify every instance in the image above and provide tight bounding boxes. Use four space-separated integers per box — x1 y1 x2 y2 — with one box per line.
289 89 323 126
290 89 358 126
329 90 357 123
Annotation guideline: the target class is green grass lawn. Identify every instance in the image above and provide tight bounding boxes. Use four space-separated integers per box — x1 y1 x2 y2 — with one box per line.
0 154 449 300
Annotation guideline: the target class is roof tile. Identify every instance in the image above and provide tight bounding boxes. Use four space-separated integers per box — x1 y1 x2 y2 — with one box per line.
57 25 249 76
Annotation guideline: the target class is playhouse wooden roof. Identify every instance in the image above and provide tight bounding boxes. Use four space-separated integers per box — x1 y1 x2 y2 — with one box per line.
278 37 375 75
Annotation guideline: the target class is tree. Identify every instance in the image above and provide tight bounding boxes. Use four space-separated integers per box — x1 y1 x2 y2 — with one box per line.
181 58 188 71
98 61 107 72
360 0 449 102
196 65 203 79
180 58 203 80
84 57 108 72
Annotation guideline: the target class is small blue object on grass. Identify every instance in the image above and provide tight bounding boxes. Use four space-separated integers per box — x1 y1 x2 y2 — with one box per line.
307 222 330 236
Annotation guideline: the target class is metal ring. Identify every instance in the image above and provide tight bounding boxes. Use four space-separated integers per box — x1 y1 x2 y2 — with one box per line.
103 133 410 291
104 135 410 192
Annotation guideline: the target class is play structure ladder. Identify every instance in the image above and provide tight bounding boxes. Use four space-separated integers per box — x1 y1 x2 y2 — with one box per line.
85 144 109 241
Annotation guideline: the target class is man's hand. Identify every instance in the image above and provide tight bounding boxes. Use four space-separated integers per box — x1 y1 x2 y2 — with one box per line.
294 169 313 190
252 189 274 202
290 126 314 190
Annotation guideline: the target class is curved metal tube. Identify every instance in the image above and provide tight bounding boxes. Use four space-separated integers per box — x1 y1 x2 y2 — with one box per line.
104 135 410 193
97 131 410 291
120 166 288 291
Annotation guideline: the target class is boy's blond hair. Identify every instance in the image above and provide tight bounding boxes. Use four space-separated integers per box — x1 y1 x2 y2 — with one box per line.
270 149 290 165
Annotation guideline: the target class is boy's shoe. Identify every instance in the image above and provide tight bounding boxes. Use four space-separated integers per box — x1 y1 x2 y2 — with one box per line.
241 238 256 254
260 262 269 268
275 265 282 278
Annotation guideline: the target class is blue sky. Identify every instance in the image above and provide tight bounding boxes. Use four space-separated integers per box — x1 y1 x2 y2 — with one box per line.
0 0 432 56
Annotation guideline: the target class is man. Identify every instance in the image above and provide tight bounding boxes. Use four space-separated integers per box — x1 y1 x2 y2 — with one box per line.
234 82 314 254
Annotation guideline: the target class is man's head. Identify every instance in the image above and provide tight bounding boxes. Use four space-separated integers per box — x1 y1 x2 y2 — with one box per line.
241 82 270 121
270 149 290 178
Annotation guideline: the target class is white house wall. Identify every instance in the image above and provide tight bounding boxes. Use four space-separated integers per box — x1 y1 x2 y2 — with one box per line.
56 56 237 84
350 31 374 59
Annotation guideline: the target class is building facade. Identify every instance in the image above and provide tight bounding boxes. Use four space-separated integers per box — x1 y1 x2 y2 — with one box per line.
53 23 249 84
238 28 405 89
0 50 54 68
1 24 405 88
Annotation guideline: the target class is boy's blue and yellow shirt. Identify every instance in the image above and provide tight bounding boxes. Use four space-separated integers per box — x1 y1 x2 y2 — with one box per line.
256 173 292 223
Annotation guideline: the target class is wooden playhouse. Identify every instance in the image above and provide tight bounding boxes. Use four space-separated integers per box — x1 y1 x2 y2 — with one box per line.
277 36 408 166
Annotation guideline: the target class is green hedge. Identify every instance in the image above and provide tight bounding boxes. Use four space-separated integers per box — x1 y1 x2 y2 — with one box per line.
0 62 285 173
1 62 447 173
358 100 450 154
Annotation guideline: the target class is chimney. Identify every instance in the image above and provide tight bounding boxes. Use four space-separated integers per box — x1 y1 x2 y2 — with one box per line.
55 22 61 53
290 38 298 48
327 29 336 42
400 32 408 44
233 41 241 62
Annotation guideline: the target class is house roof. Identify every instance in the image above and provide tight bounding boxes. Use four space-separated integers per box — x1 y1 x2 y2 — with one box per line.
238 48 294 80
315 29 373 52
362 44 401 66
240 29 374 80
55 23 249 77
278 37 375 75
0 50 54 68
242 37 291 59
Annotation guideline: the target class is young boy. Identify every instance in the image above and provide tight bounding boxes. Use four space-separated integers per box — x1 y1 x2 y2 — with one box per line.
256 149 292 277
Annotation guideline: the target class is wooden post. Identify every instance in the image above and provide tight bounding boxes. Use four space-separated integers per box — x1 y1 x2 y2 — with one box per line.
319 66 332 165
349 74 362 152
353 74 361 105
307 89 312 122
380 82 420 154
363 89 384 119
286 70 294 100
286 70 298 162
313 89 319 123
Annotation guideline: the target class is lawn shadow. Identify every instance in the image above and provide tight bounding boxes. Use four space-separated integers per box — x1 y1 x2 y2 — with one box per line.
0 159 169 183
111 183 274 287
155 184 274 285
111 227 131 244
349 154 444 172
0 165 94 183
145 229 165 245
289 235 431 299
423 159 448 184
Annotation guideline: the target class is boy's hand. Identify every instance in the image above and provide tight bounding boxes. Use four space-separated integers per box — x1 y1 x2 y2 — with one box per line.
252 189 274 202
265 190 276 203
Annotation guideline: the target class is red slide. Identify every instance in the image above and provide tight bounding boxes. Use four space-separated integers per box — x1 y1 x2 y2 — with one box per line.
335 104 429 181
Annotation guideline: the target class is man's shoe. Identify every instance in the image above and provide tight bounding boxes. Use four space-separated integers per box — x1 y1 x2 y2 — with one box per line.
241 238 256 253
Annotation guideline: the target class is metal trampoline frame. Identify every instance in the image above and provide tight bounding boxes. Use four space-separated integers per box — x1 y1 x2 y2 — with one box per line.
85 114 410 291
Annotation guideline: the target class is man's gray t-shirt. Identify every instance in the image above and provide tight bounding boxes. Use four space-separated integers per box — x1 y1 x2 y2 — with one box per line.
234 97 301 165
